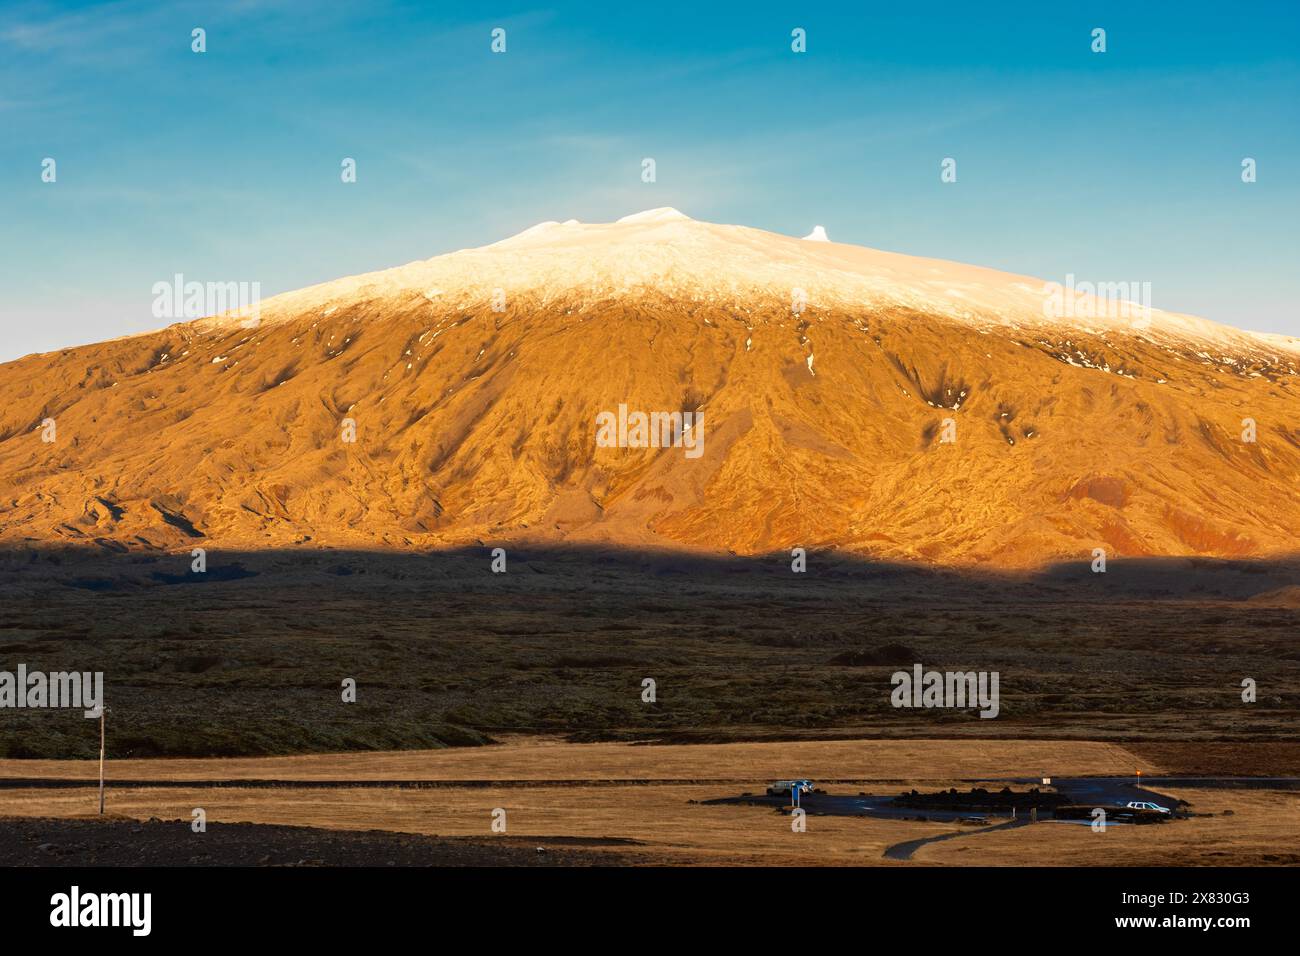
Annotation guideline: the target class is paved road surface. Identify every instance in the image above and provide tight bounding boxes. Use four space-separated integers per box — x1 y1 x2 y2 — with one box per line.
704 777 1181 821
706 776 1300 861
884 818 1032 861
707 775 1300 821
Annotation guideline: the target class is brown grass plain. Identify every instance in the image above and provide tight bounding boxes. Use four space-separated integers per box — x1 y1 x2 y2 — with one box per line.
3 737 1295 866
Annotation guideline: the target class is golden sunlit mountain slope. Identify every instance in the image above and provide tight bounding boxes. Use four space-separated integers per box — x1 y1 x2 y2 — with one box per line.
2 209 1299 567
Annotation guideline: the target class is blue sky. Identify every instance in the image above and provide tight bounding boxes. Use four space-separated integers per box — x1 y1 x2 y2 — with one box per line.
1 0 1297 360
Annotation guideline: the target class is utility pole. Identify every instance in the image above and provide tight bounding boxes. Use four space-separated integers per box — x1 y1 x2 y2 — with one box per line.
98 707 106 815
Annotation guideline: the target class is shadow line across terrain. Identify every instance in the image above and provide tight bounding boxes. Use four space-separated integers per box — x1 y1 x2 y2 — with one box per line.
1 542 1297 758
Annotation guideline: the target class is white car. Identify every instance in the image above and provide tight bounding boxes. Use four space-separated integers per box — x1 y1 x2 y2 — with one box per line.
767 779 815 797
1124 801 1172 814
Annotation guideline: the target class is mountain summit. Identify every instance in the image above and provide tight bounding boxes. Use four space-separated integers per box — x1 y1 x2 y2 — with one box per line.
2 210 1299 566
219 210 1296 352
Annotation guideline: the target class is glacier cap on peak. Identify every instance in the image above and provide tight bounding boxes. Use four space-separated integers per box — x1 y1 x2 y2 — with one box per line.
616 207 692 224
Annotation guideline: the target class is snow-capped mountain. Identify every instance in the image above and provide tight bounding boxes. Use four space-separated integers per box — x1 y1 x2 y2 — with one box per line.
2 209 1298 567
